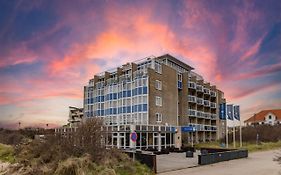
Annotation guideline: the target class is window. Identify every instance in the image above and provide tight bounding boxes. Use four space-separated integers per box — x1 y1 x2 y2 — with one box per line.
155 80 162 90
155 62 162 74
156 113 162 122
268 115 272 120
177 73 182 82
155 96 162 106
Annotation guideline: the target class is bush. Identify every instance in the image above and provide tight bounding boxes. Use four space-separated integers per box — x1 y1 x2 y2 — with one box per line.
8 118 153 175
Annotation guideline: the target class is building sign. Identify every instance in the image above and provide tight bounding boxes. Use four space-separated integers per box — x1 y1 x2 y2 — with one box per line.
181 126 196 132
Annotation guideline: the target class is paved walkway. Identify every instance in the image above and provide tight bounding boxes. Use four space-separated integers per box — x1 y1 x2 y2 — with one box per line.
158 150 281 175
157 151 199 173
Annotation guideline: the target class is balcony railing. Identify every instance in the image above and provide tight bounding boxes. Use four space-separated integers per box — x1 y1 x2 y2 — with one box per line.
197 98 204 105
197 111 204 118
106 78 118 85
210 91 217 97
210 102 216 108
188 95 196 103
119 75 131 82
211 114 217 119
188 109 196 116
188 123 217 131
133 69 147 79
196 85 203 92
204 88 210 95
204 100 210 107
188 82 196 89
203 112 211 119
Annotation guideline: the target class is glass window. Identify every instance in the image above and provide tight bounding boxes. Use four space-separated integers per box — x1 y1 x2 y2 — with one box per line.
155 80 162 90
156 113 162 122
155 62 162 74
155 96 162 106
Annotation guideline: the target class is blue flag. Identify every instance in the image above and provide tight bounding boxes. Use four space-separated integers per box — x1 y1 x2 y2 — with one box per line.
219 103 226 120
234 105 240 120
227 104 234 120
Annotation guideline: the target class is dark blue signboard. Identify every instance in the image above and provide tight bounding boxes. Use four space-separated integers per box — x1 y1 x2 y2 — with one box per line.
181 126 196 132
227 104 234 120
234 105 240 121
219 103 226 120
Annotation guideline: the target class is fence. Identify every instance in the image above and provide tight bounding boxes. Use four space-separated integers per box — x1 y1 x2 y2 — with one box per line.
198 148 248 165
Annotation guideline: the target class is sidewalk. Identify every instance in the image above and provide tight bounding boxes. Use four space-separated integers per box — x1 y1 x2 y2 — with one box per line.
158 150 281 175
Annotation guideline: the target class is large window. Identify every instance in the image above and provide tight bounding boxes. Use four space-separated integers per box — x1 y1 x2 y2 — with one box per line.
155 62 162 74
155 80 162 90
156 113 162 123
155 96 162 106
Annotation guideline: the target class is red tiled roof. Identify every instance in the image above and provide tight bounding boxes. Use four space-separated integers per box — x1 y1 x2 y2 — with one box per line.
244 109 281 123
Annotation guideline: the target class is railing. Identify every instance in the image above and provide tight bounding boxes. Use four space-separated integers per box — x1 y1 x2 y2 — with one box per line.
106 78 118 85
203 112 211 119
211 114 217 119
188 95 196 103
197 111 204 118
210 102 216 108
197 85 203 92
210 91 216 97
204 100 210 107
188 82 196 89
119 74 132 82
188 123 217 131
133 69 148 79
197 98 204 105
96 81 105 89
204 88 210 95
188 109 196 116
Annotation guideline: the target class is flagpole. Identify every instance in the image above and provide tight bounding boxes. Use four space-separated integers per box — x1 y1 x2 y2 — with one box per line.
225 103 228 148
240 119 242 147
226 119 228 148
233 119 236 148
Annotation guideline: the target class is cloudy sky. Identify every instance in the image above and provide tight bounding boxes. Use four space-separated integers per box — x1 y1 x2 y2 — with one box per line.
0 0 280 128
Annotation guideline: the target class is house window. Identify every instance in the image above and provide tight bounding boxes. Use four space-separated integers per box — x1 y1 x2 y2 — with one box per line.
155 80 162 90
155 62 162 74
268 115 272 120
156 113 162 122
177 74 182 82
155 96 162 106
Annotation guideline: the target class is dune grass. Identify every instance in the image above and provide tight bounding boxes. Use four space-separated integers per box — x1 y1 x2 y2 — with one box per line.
0 143 15 163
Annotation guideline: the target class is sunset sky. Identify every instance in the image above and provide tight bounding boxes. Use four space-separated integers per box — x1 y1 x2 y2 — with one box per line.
0 0 280 128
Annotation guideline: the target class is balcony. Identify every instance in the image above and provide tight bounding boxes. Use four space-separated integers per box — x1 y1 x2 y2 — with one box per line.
106 78 118 85
188 95 196 103
133 69 147 79
197 111 204 118
210 91 216 97
211 114 217 119
203 112 211 119
196 85 203 92
197 98 204 105
188 109 196 117
188 82 196 89
210 102 216 108
119 74 131 82
204 100 210 107
204 88 210 95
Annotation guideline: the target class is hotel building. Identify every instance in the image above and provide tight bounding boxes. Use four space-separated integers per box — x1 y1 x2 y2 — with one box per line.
84 54 226 150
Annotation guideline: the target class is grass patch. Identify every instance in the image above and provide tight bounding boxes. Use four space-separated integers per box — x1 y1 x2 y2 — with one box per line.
243 141 281 152
0 143 15 163
194 141 281 152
